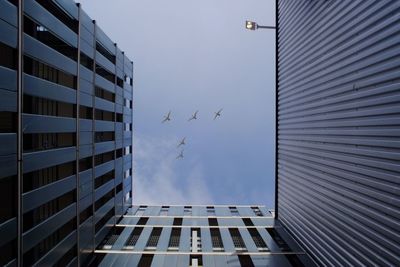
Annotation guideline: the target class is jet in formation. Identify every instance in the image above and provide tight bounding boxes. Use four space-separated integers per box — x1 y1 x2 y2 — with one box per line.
161 111 171 123
214 108 223 120
176 149 184 159
177 137 186 148
188 111 198 121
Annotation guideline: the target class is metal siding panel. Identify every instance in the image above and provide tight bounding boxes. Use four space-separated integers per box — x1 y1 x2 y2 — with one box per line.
277 0 400 266
0 133 16 155
22 114 76 133
0 67 17 92
0 1 17 27
0 18 17 48
0 218 17 247
23 146 76 173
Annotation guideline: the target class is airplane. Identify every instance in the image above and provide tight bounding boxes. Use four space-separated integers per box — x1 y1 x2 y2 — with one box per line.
188 110 198 121
177 137 186 147
213 108 223 120
161 111 171 123
176 149 184 159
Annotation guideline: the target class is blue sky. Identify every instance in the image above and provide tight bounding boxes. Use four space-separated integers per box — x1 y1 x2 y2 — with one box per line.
78 0 276 207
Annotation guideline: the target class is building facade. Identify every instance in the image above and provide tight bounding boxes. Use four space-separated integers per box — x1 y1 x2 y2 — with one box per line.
276 0 400 266
95 205 316 267
0 0 133 265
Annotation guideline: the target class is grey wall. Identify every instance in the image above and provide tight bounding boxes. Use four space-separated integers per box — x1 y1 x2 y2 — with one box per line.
276 0 400 266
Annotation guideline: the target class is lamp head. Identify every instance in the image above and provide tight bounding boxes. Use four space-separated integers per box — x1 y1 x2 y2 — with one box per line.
246 20 257 30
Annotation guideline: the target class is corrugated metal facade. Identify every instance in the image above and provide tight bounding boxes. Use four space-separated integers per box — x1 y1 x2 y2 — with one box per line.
0 0 133 265
276 0 400 266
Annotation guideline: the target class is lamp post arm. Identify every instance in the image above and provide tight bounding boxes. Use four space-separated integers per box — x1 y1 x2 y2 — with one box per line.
257 25 276 29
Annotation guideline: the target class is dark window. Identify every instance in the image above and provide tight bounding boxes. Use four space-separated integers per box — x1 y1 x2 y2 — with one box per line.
95 131 115 143
23 190 76 231
54 244 76 267
79 105 92 120
0 175 17 224
137 217 149 225
238 255 255 267
190 255 203 267
96 42 115 64
94 189 114 211
210 228 224 251
24 16 77 61
24 95 76 118
208 218 218 226
242 218 254 226
79 205 92 223
116 148 123 159
0 239 17 266
0 42 17 69
0 112 17 133
36 0 78 33
137 254 153 267
95 86 115 102
116 113 123 122
173 217 182 226
184 206 192 216
80 52 94 69
168 228 181 249
95 170 114 189
266 228 292 252
95 208 114 233
24 57 76 89
23 218 76 266
116 77 123 88
95 109 114 122
251 206 263 216
23 160 75 192
23 133 76 152
94 151 114 166
79 156 92 172
95 64 115 84
116 182 122 194
229 228 247 251
124 227 144 248
248 228 268 251
146 228 162 249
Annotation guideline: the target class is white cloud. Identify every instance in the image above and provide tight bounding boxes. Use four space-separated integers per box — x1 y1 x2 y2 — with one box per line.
133 135 214 205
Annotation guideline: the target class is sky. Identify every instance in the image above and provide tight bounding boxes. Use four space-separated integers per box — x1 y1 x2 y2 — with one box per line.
78 0 276 207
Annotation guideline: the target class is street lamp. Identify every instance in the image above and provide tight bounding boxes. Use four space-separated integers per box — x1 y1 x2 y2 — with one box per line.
245 20 276 30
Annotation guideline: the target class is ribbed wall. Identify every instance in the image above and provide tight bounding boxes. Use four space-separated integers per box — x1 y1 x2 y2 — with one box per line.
276 0 400 266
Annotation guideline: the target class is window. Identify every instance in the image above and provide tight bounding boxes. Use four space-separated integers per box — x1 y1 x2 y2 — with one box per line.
23 133 76 152
24 95 76 118
116 113 123 122
137 254 153 267
79 157 92 172
0 112 16 133
95 86 115 102
94 189 113 211
206 206 215 216
189 255 203 267
242 218 254 227
210 228 224 252
159 206 169 216
95 131 115 143
208 218 218 226
124 227 143 249
95 109 114 122
95 64 115 84
184 206 192 216
79 106 92 120
94 170 114 189
229 206 239 216
168 228 181 251
23 190 76 231
248 228 269 251
266 228 291 252
124 123 132 131
251 206 263 216
94 151 114 166
0 42 17 70
190 228 202 252
35 0 78 33
238 255 255 267
80 52 93 69
137 217 149 225
173 217 182 226
24 56 76 89
229 228 247 251
23 160 75 192
95 208 114 233
79 205 92 223
0 175 17 224
96 42 115 64
146 228 162 250
135 206 146 216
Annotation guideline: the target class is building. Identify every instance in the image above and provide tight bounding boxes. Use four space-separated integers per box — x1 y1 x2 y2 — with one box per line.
0 0 133 265
276 0 400 266
94 205 316 267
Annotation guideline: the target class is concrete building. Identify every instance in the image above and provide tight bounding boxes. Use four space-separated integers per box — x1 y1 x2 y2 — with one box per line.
276 0 400 266
94 205 316 267
0 0 133 265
